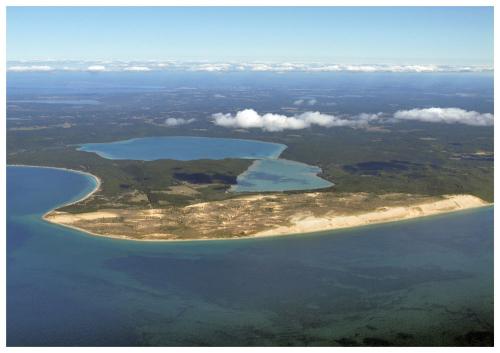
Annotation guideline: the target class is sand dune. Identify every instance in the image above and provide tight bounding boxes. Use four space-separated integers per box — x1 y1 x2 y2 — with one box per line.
254 194 489 237
43 193 490 242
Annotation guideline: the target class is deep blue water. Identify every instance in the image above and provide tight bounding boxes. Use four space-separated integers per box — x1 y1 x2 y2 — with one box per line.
7 166 493 346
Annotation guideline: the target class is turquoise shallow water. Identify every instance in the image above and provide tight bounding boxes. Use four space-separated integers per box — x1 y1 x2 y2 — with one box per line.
78 136 332 192
7 166 493 346
231 159 332 192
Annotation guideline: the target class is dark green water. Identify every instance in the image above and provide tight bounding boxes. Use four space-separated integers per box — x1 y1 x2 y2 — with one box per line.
7 166 493 346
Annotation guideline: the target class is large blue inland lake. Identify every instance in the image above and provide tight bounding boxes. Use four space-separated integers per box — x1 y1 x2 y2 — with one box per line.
78 136 333 192
78 136 287 161
7 166 493 346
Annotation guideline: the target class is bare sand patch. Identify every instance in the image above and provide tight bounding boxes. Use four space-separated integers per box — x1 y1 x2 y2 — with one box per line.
42 192 490 242
254 194 489 237
45 211 119 223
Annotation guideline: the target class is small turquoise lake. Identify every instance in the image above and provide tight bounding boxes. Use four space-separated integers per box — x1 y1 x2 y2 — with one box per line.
78 136 333 192
231 159 332 192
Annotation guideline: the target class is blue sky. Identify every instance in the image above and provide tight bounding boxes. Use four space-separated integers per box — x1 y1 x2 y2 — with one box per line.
7 7 493 65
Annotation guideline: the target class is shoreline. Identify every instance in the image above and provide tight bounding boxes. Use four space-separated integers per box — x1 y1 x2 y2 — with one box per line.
44 201 492 244
229 158 333 193
8 165 492 243
252 195 492 238
43 203 493 243
8 164 102 210
77 135 288 160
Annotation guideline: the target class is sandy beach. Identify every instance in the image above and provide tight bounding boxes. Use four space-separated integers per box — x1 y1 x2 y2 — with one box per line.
43 190 490 242
253 194 490 237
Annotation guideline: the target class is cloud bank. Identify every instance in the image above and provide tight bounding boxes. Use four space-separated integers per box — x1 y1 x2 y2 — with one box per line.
190 63 232 72
393 107 493 126
86 65 107 72
164 117 195 126
8 65 54 72
123 66 151 72
211 109 374 132
6 60 493 73
211 107 493 131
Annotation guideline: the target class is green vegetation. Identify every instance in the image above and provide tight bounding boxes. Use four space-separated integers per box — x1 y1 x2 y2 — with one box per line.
7 90 493 211
275 124 493 202
8 147 252 212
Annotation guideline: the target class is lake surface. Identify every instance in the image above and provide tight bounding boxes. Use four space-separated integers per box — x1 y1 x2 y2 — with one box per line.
7 166 493 346
78 136 333 192
231 159 332 192
78 136 286 161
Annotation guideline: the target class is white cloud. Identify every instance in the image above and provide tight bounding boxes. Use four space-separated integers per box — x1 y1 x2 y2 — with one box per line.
306 65 341 72
355 112 384 124
393 107 493 126
344 65 378 72
248 63 274 72
212 109 368 132
389 65 438 73
86 65 107 72
164 117 195 126
294 98 317 106
190 63 231 72
6 60 494 73
8 65 53 72
243 62 307 72
304 64 490 73
212 108 493 130
123 66 151 72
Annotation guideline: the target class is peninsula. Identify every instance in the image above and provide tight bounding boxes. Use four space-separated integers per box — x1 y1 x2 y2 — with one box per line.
43 183 489 241
8 96 493 242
